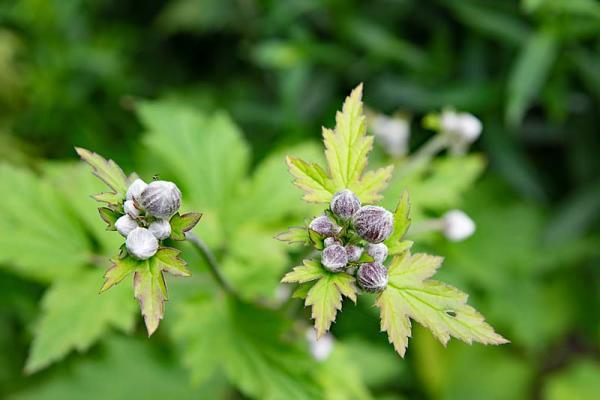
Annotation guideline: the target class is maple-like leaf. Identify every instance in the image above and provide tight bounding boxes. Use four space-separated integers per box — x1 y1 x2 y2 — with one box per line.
75 147 129 206
384 190 413 256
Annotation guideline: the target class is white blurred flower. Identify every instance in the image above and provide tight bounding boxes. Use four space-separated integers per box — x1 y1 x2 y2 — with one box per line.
440 110 482 143
442 210 476 242
370 114 410 157
305 328 334 362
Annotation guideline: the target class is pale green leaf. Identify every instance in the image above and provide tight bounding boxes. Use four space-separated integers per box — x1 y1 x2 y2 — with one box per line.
0 163 90 282
377 251 508 357
75 147 128 203
169 212 202 241
281 259 323 284
101 254 139 293
153 247 191 277
276 226 310 246
385 190 411 254
286 155 335 203
351 165 394 204
133 258 167 337
25 269 136 373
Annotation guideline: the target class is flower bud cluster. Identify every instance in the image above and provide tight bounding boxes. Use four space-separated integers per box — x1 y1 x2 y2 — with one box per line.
115 179 182 260
307 189 395 293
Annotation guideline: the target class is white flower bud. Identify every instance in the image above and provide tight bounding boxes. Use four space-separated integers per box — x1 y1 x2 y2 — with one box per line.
345 244 363 262
126 179 148 202
440 110 482 143
324 237 341 247
442 210 475 242
126 227 159 260
115 214 138 237
123 200 140 218
148 219 171 240
139 180 182 218
330 190 361 221
366 242 388 263
371 114 410 157
306 329 334 362
309 215 342 237
357 262 388 293
321 244 348 272
352 206 394 243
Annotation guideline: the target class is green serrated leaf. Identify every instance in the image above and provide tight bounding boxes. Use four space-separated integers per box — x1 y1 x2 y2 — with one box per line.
276 226 310 245
133 259 166 337
25 269 136 374
376 252 508 357
98 207 120 231
286 156 335 203
352 164 394 203
281 259 324 284
385 190 411 252
101 255 141 292
153 247 191 276
169 212 202 241
75 147 128 204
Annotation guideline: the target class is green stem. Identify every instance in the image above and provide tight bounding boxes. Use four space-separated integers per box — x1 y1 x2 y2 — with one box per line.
186 232 239 299
397 133 449 178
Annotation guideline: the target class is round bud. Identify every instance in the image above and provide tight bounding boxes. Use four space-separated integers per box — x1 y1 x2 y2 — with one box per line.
115 214 138 237
148 219 171 240
126 179 148 202
309 215 342 237
345 244 363 262
139 180 182 218
366 242 388 263
441 110 482 143
357 262 388 293
324 237 341 247
123 200 140 218
442 210 475 241
330 190 361 220
321 244 348 272
126 227 159 260
352 205 394 243
459 113 482 142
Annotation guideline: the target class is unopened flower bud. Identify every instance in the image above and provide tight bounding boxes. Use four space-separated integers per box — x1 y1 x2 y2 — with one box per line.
442 210 475 241
321 244 348 272
357 262 388 293
366 243 388 263
441 110 482 143
324 237 341 247
126 179 148 202
126 227 158 260
115 214 138 237
345 244 363 262
148 219 171 240
309 215 342 237
306 329 334 362
352 206 394 243
330 190 361 220
123 200 140 218
139 180 181 218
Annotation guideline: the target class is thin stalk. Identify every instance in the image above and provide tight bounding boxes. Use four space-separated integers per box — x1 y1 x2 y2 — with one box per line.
185 232 239 299
397 133 449 179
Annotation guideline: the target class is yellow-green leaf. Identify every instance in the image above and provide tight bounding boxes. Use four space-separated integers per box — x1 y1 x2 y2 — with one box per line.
75 147 128 204
286 156 335 203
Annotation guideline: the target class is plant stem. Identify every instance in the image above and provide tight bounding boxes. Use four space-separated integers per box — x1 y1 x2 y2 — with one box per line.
397 133 449 178
185 232 239 299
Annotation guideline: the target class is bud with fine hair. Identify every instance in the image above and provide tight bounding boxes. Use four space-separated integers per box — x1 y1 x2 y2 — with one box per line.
321 244 348 272
115 214 138 237
123 200 140 218
309 215 342 237
126 179 147 202
324 237 341 247
345 244 363 262
148 219 171 240
126 227 159 260
352 205 394 243
442 210 475 242
139 180 182 219
357 262 388 293
330 189 361 220
366 242 388 263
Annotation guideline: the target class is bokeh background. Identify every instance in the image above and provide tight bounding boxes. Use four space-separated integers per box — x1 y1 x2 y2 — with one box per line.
1 0 599 399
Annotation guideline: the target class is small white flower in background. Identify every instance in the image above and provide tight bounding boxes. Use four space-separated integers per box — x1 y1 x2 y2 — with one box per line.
123 200 140 218
126 178 147 202
442 209 476 242
305 329 334 362
126 227 159 260
115 214 138 237
148 219 171 240
440 110 482 143
275 284 291 304
370 113 410 157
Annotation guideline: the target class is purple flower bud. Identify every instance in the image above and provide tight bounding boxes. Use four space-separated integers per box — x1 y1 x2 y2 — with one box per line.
352 205 394 243
309 215 342 237
321 244 348 272
345 244 363 262
330 190 361 220
324 237 341 247
357 262 388 292
366 243 388 263
139 180 181 219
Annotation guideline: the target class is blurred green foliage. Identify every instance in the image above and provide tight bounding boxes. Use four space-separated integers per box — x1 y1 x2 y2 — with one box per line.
0 0 599 399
